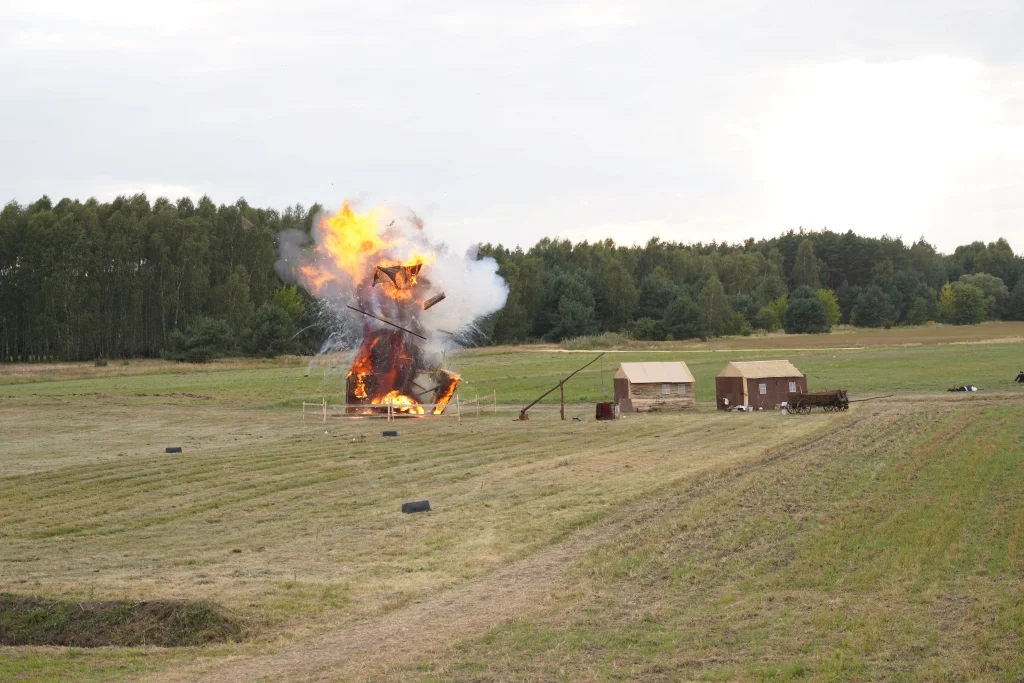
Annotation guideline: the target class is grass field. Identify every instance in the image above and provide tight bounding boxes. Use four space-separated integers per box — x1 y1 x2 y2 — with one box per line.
1 323 1022 681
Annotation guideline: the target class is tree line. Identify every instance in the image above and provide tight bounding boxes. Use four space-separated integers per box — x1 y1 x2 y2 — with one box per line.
0 195 323 362
1 194 1022 362
478 230 1024 342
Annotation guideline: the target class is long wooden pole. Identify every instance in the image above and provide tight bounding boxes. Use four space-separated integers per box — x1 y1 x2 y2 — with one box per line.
345 305 427 340
560 382 565 420
519 353 604 420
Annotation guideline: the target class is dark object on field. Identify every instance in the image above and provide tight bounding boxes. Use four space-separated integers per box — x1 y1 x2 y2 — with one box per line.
383 430 399 437
0 593 242 647
1015 371 1024 383
787 389 849 414
401 500 431 514
165 446 182 453
948 385 980 392
519 353 605 421
572 417 581 422
595 402 620 420
422 292 446 310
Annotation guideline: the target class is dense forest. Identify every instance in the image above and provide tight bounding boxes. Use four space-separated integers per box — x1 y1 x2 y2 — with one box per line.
1 194 1023 362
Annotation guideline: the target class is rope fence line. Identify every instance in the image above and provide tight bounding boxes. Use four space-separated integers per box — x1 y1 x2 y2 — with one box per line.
302 391 498 422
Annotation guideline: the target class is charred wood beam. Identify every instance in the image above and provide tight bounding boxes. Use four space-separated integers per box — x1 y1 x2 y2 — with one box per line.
423 292 446 310
344 305 427 340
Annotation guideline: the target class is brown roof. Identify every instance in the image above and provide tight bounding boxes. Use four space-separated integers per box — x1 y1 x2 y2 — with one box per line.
716 360 803 379
614 362 695 384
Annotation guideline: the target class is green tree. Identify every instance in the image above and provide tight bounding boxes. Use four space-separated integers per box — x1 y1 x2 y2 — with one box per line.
697 276 732 337
755 306 781 332
784 295 830 334
764 295 788 327
271 285 305 326
632 317 664 341
662 294 705 340
247 304 296 357
904 297 930 325
756 274 788 305
591 257 638 331
951 284 986 325
728 293 760 325
547 273 597 340
637 267 679 320
851 285 896 327
1009 280 1024 321
162 316 235 363
938 283 955 322
792 239 820 289
956 273 1009 319
817 289 841 328
213 265 253 336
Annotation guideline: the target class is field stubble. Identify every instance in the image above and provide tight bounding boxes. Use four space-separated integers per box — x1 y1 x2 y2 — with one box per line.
1 331 1023 681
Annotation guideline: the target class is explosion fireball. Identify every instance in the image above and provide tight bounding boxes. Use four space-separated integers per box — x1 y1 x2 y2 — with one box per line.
278 201 507 415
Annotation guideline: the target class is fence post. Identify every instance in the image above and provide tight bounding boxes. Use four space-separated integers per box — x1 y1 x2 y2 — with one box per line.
456 393 461 422
493 390 496 413
476 393 480 417
322 397 327 423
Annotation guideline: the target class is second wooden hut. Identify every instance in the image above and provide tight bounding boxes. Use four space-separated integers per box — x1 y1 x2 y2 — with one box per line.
715 360 806 410
614 362 695 412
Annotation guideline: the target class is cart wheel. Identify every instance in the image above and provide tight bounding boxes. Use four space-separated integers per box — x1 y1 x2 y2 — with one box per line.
797 400 810 414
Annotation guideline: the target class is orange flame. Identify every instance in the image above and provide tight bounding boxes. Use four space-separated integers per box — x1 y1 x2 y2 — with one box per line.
372 390 425 415
432 371 460 415
298 202 434 300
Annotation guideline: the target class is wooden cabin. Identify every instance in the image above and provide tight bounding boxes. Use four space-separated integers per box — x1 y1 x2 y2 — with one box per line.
613 362 696 412
715 360 806 410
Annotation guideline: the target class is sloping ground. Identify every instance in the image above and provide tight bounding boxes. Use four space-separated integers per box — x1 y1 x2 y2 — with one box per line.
376 398 1024 682
0 595 241 647
142 397 1024 681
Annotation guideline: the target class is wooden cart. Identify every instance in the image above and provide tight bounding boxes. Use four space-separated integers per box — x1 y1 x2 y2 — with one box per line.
787 389 849 414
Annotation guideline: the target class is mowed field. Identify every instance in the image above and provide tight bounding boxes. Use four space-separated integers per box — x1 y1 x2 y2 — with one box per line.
1 323 1023 681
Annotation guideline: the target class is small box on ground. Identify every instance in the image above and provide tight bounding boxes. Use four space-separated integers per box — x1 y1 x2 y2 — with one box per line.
401 500 431 514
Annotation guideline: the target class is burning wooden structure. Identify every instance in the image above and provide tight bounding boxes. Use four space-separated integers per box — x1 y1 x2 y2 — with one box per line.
345 264 459 415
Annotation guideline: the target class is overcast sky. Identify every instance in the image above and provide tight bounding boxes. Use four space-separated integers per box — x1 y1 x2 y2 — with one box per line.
2 1 1023 254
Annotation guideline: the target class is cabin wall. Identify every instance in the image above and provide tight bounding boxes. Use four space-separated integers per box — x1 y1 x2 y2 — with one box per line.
628 381 695 411
744 375 807 409
715 376 745 409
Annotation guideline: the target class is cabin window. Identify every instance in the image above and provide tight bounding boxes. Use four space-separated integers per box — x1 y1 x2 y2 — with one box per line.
662 383 671 395
758 383 767 395
677 384 687 395
789 381 797 392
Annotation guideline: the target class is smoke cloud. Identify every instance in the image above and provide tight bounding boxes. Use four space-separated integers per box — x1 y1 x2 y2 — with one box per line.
276 200 509 368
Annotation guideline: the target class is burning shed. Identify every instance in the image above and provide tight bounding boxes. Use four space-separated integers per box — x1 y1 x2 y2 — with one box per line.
715 360 806 410
280 201 508 417
613 362 695 412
